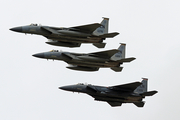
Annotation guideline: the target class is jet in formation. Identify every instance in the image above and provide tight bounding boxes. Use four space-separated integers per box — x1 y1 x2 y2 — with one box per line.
59 78 157 107
32 43 135 72
10 18 119 48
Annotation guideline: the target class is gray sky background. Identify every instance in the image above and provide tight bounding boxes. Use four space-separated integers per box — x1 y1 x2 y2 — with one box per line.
1 0 180 120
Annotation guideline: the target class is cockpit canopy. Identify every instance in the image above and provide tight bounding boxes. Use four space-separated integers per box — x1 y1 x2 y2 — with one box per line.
77 83 91 85
77 83 84 85
30 23 38 26
49 50 59 52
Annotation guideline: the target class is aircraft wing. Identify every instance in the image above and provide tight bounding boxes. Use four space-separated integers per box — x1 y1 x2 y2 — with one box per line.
107 101 122 107
70 23 102 33
109 82 142 92
89 49 119 59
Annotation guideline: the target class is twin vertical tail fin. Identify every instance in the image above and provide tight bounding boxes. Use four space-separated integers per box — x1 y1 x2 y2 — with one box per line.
133 78 157 107
134 78 148 94
111 43 126 61
110 43 135 72
92 17 119 48
134 78 158 96
93 17 109 36
111 43 136 62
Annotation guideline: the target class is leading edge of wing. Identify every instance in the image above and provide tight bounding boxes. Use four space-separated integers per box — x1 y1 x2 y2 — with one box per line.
110 82 142 91
89 49 119 58
70 23 101 33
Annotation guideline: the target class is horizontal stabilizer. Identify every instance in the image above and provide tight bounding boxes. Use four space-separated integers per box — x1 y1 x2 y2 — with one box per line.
116 57 136 63
107 102 122 107
93 43 106 48
99 32 119 38
133 102 145 107
90 49 119 58
110 82 142 91
141 91 158 96
110 67 123 72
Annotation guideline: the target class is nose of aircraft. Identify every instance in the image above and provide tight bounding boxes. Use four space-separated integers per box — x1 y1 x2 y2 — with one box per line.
32 53 45 58
9 27 22 32
59 86 73 91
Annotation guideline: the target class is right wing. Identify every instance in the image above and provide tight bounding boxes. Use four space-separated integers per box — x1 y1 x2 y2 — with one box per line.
41 24 101 34
70 23 102 33
109 82 142 92
89 49 119 59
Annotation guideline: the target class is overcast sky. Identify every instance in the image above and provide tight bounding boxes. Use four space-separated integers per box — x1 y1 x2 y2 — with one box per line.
1 0 180 120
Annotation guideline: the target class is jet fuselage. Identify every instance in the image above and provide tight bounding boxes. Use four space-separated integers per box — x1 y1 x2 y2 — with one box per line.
10 25 103 43
33 51 121 68
59 84 143 103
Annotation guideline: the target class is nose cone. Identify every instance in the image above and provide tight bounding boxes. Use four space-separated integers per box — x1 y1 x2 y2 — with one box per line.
59 86 74 91
9 27 23 32
32 53 45 58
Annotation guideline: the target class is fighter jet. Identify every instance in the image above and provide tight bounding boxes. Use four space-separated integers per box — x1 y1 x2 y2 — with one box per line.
59 78 157 107
32 43 135 72
10 18 119 48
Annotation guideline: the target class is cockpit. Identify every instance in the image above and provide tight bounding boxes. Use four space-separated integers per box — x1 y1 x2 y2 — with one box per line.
49 50 59 52
77 83 84 85
30 23 38 26
77 83 91 85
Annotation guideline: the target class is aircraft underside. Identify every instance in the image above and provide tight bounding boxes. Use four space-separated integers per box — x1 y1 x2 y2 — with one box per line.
45 36 103 43
67 60 120 68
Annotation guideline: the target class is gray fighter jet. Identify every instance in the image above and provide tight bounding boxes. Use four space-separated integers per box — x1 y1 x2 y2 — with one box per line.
32 43 135 72
59 78 157 107
10 18 119 48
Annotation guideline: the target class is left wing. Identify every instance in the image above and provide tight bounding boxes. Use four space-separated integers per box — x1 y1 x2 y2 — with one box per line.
71 23 101 33
89 49 119 59
109 82 142 92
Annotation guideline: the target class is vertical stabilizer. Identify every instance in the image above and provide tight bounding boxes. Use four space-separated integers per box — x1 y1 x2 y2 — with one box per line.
93 17 109 35
110 43 126 61
134 78 148 94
